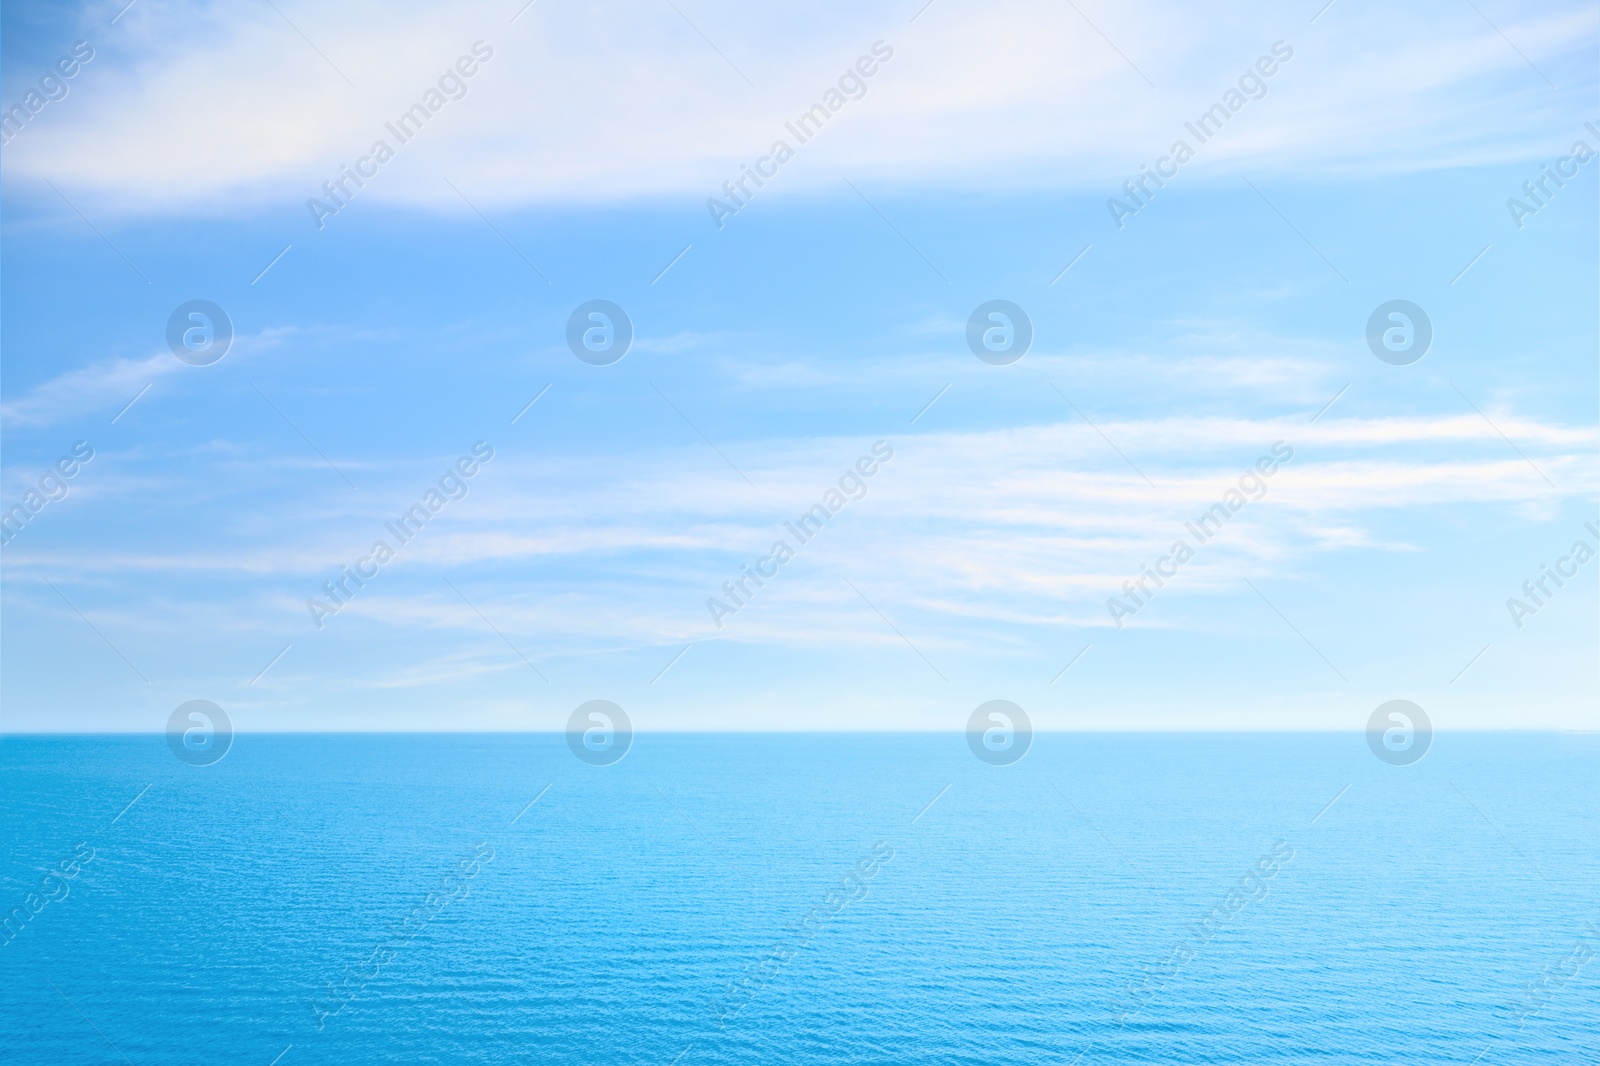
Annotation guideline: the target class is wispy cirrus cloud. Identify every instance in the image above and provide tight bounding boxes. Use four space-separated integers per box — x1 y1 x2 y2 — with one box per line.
0 328 290 428
9 409 1591 579
0 350 176 428
2 0 1592 215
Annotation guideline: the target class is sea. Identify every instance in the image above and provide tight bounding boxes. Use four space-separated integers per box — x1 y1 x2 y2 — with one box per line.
2 732 1596 1064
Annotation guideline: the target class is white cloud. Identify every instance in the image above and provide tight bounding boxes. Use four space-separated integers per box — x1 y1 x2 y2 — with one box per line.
3 0 1592 215
10 408 1591 581
0 328 290 428
0 350 174 427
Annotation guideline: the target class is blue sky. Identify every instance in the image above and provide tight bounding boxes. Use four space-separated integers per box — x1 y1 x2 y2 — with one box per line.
2 0 1596 732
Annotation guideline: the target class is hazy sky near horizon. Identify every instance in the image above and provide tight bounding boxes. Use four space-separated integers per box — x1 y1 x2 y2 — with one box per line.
2 0 1596 732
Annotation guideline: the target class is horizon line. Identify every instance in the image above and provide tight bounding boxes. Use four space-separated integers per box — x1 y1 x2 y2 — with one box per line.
3 728 1595 737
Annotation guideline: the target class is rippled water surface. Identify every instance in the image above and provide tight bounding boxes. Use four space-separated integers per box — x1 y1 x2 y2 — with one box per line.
2 733 1596 1064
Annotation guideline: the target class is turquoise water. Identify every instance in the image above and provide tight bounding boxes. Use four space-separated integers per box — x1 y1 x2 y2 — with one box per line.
2 733 1596 1064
